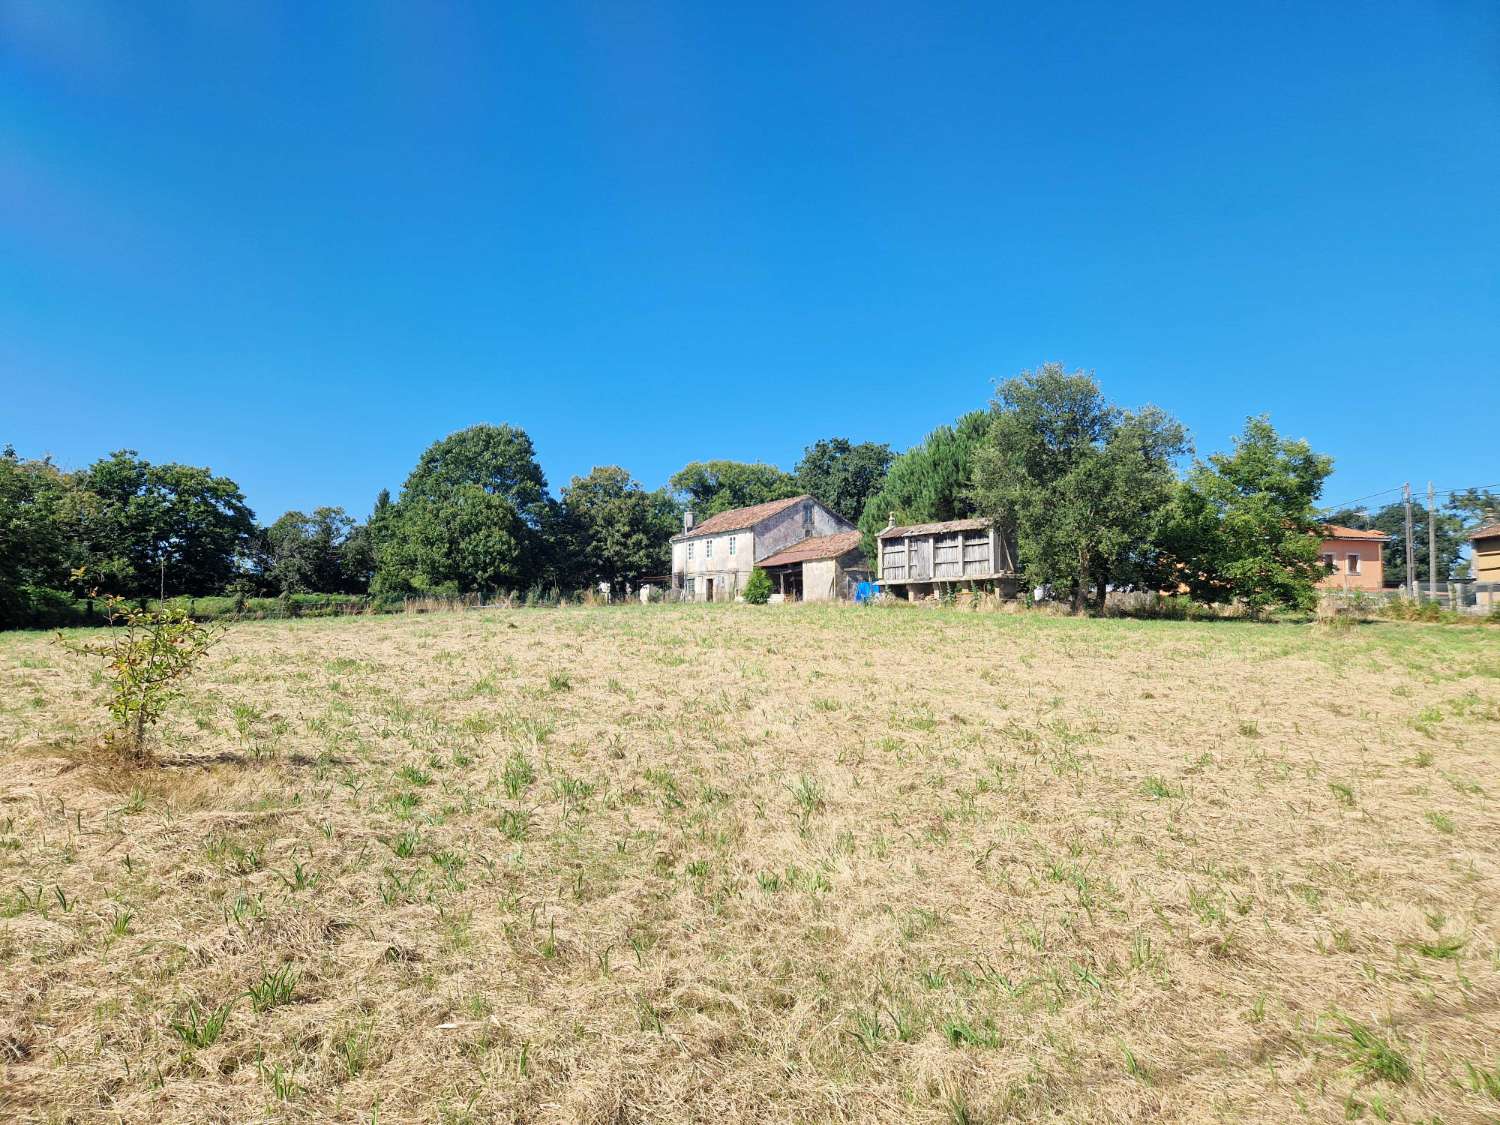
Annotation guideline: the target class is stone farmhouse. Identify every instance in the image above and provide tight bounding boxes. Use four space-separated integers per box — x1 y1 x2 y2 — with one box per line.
670 494 863 601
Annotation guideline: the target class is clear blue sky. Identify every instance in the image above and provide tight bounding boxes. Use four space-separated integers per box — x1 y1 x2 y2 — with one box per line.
3 1 1497 523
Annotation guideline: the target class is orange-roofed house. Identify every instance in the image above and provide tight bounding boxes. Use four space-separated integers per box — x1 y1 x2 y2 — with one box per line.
1316 525 1389 591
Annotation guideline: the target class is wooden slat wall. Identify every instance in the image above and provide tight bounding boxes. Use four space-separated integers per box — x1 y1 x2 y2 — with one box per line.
881 527 1011 582
911 538 933 579
962 534 991 576
881 540 907 580
934 534 963 578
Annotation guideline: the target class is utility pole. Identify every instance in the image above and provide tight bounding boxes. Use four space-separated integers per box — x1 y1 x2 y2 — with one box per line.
1403 483 1416 599
1427 481 1438 600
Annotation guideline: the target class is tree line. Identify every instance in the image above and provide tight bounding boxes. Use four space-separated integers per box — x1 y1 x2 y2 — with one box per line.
0 426 894 627
4 362 1494 627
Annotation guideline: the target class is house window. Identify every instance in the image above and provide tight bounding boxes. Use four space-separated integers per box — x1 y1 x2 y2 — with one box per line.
687 541 694 560
706 538 714 559
728 536 736 556
1322 553 1336 572
685 577 695 596
1347 553 1360 575
803 502 814 530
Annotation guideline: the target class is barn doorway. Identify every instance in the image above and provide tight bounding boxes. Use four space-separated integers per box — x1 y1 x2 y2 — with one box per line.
704 578 715 602
772 567 803 601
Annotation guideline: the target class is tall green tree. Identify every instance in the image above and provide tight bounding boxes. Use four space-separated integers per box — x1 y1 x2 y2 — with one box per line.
669 460 799 518
560 466 679 589
74 450 256 598
857 411 991 553
1164 416 1333 614
373 425 551 594
1447 488 1500 527
794 438 893 523
0 447 86 626
261 507 370 594
970 365 1189 612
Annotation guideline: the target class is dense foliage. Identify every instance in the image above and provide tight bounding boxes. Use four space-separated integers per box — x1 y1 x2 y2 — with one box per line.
742 567 773 604
856 412 991 555
1161 417 1334 613
74 450 257 599
669 460 800 518
794 438 893 523
970 365 1189 612
371 425 555 595
258 507 373 594
558 466 680 590
0 448 81 627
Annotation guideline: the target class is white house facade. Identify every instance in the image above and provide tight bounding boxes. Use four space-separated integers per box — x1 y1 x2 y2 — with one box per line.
670 494 856 601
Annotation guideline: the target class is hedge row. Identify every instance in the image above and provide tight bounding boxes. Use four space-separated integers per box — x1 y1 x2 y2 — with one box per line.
2 588 410 631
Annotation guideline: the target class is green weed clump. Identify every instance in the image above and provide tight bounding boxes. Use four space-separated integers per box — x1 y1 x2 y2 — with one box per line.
1327 1015 1412 1085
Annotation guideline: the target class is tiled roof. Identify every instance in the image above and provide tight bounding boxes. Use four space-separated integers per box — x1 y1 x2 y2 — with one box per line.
671 495 809 541
1321 524 1389 541
878 517 993 540
757 530 865 568
1468 522 1500 541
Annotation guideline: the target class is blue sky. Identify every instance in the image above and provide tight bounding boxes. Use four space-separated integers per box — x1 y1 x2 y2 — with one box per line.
3 1 1497 523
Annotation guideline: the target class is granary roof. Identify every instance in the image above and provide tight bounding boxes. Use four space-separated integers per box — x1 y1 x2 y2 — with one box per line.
671 495 810 541
1321 524 1389 541
877 516 993 540
1467 521 1500 541
757 530 865 568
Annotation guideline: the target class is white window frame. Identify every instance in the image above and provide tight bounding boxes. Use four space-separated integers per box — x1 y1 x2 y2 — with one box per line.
1346 553 1360 575
729 535 736 556
1322 553 1336 572
685 577 695 596
687 541 694 560
706 538 714 559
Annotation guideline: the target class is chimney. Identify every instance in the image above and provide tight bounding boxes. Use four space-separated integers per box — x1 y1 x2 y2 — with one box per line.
887 512 896 529
683 509 694 533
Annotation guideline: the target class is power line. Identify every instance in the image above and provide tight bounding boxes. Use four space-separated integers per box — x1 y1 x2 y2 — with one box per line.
1432 481 1500 498
1318 481 1500 514
1317 484 1403 513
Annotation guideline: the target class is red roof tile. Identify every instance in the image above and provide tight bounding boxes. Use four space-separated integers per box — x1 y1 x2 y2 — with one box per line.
1468 522 1500 541
757 530 865 568
1321 524 1389 541
671 495 811 541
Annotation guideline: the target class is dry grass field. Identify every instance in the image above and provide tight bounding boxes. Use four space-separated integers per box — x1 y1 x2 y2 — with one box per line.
2 605 1499 1124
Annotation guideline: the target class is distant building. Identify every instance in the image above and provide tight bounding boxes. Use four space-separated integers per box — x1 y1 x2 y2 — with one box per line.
670 494 857 601
1468 521 1500 583
1315 525 1388 591
876 516 1018 600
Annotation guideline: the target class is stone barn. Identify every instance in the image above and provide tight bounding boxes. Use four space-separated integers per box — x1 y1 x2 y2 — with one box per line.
756 530 868 602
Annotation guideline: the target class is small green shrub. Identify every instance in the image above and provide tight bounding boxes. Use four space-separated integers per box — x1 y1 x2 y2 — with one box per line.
743 568 773 605
56 586 223 763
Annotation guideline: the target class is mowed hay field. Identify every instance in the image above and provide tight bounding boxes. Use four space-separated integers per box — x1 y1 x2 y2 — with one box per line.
2 607 1499 1124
